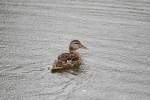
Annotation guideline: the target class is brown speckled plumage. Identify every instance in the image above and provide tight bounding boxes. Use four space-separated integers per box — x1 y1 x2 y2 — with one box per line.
51 40 87 73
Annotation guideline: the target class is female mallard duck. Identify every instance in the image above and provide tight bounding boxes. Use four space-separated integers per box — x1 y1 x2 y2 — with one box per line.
51 40 87 73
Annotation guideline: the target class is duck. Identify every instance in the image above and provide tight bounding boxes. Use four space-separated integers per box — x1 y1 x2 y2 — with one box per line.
51 40 87 73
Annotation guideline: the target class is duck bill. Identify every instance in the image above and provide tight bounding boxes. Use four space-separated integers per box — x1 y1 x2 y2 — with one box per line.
81 44 88 49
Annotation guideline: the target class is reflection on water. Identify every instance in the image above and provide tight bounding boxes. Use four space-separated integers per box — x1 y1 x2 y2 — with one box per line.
64 64 88 75
0 0 150 100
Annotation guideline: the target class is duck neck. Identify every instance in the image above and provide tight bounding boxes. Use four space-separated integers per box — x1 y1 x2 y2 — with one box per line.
69 46 77 53
69 50 77 53
69 50 81 59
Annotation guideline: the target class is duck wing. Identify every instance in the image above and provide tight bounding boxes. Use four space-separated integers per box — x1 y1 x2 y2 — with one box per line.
70 52 80 61
51 52 81 73
58 53 71 62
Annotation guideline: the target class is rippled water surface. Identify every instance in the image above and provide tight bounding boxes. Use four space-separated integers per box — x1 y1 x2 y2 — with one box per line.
0 0 150 100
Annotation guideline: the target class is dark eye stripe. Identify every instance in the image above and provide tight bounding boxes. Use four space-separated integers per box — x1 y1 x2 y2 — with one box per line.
74 42 79 44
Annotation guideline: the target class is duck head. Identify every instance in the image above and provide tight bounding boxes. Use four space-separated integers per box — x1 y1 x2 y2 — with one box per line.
69 40 87 52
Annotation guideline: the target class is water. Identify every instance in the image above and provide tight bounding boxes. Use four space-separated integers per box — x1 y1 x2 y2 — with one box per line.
0 0 150 100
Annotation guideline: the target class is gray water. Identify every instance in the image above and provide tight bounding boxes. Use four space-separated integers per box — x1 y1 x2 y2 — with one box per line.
0 0 150 100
